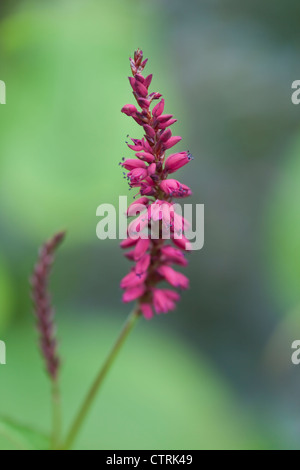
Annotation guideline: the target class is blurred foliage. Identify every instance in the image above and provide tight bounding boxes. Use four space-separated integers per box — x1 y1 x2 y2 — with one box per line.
0 258 13 332
265 134 300 309
0 416 49 450
0 0 168 246
0 0 299 451
0 315 272 450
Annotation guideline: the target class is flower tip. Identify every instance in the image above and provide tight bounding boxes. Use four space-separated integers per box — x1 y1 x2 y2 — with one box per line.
54 230 66 244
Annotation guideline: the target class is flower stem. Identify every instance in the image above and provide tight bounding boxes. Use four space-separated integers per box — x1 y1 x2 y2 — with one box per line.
51 380 62 450
62 309 140 450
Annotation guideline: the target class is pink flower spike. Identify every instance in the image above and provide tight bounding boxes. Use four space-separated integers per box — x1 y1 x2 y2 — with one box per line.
157 114 173 123
161 245 188 266
135 74 145 83
128 76 137 90
120 270 145 289
143 176 155 186
158 119 177 130
160 179 192 198
163 136 182 150
160 129 172 143
157 266 189 289
153 98 165 117
140 177 155 195
133 116 144 126
149 201 163 222
143 124 156 139
120 49 194 317
172 212 190 234
147 163 156 176
123 286 146 303
120 237 139 249
134 238 150 261
140 185 155 196
135 81 149 97
128 213 149 237
127 197 149 216
137 98 151 108
163 289 181 302
128 167 148 184
135 152 155 163
127 143 144 151
127 204 147 218
136 253 151 276
142 140 153 153
161 202 175 226
134 49 143 64
124 250 135 261
140 303 153 320
172 235 192 251
144 74 153 88
165 152 192 173
121 104 137 116
153 289 180 314
151 92 162 100
129 196 149 206
122 159 147 170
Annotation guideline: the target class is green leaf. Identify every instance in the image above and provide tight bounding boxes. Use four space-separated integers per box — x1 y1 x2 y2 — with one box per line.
0 416 49 450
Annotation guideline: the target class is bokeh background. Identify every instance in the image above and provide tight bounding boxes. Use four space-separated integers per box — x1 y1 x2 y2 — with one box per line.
0 0 300 450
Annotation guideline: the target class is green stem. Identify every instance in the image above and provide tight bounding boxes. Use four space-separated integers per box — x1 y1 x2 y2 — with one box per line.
62 309 140 450
51 380 62 450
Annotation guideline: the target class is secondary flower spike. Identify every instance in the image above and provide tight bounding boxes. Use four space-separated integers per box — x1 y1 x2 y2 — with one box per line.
120 49 193 319
31 231 65 381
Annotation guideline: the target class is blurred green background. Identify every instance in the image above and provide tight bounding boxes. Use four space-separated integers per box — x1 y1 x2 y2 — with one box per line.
0 0 300 450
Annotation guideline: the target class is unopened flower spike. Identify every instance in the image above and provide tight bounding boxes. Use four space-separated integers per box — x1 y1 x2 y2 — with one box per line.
31 231 66 381
120 48 193 320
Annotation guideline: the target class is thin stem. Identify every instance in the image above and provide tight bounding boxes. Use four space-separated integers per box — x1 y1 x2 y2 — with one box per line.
62 309 140 450
51 380 62 450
